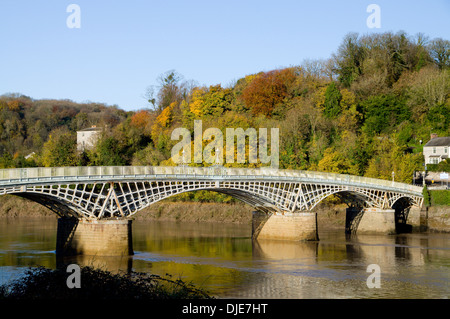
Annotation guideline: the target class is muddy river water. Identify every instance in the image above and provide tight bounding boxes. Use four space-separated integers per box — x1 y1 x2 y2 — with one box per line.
0 218 449 299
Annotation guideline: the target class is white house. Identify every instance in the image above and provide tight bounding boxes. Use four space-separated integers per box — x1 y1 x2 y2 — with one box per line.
77 126 102 152
423 134 450 165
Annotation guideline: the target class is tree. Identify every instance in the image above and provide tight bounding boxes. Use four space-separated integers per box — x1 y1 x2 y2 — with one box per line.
189 85 234 117
146 70 196 112
364 136 422 183
323 82 342 118
242 68 296 117
333 33 365 87
40 129 78 167
130 110 152 130
156 70 184 111
317 147 358 175
428 38 450 69
361 94 410 136
89 135 126 166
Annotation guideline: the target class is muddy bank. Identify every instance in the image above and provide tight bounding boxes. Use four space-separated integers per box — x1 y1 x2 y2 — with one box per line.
0 195 346 229
137 201 346 229
0 195 56 219
134 201 253 224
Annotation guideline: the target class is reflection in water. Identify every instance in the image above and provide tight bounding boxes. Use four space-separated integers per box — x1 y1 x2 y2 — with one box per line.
0 218 449 298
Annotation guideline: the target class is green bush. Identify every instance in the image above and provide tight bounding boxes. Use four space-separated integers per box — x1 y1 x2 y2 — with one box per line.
430 190 450 206
426 159 450 172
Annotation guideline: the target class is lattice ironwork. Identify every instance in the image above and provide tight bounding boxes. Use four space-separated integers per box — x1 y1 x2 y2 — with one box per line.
0 178 423 220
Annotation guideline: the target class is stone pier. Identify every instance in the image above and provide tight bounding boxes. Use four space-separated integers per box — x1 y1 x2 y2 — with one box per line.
56 218 134 256
346 207 396 234
252 211 319 241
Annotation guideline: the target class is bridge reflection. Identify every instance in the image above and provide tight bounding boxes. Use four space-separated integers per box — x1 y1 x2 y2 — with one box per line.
51 223 448 298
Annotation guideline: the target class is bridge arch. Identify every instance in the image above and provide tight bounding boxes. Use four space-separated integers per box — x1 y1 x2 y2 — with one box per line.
301 185 422 212
10 180 297 219
0 166 423 220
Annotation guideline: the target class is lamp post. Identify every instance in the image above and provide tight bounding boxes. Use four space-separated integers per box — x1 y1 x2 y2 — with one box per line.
392 171 395 182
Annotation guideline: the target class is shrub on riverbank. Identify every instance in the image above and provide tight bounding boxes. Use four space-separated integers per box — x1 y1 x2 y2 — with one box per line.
0 266 212 300
430 190 450 206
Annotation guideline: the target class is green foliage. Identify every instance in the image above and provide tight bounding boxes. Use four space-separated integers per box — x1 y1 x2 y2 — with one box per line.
89 135 127 166
361 94 411 136
430 190 450 206
40 129 79 167
323 82 342 118
423 185 431 207
426 159 450 172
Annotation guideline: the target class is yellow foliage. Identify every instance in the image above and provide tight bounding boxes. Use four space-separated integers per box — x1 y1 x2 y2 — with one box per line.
339 88 356 110
244 74 258 84
317 147 358 175
189 88 207 117
151 102 176 143
312 86 327 109
157 102 176 127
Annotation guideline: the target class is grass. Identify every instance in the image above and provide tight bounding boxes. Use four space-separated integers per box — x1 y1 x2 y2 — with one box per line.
0 265 212 300
430 190 450 206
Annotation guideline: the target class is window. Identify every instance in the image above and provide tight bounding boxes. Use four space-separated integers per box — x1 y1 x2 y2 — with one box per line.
445 147 448 154
433 147 436 154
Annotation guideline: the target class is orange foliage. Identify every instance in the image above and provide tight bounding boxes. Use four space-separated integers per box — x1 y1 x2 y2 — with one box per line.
7 100 21 112
242 68 296 116
130 110 151 129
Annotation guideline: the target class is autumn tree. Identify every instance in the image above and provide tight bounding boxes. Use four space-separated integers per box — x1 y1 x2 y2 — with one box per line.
39 129 78 167
189 85 234 117
364 136 422 183
242 68 296 117
317 147 358 175
130 110 150 129
145 70 196 112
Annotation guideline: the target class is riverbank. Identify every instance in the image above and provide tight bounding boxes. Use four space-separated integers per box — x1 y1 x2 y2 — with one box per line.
0 195 347 229
1 194 449 232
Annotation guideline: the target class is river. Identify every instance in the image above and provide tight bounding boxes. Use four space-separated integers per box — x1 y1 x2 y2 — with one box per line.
0 217 449 299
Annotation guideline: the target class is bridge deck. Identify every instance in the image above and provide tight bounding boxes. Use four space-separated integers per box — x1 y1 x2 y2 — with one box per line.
0 166 423 196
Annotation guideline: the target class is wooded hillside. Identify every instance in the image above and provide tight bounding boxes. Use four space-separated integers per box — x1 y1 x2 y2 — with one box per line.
1 31 449 185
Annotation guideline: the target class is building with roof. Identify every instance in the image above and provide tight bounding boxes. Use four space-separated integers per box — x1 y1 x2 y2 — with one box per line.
77 126 102 152
423 134 450 165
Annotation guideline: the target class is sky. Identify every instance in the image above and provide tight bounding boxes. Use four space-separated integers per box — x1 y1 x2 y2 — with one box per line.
1 0 449 111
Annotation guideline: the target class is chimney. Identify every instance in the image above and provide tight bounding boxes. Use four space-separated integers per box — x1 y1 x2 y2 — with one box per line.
430 133 438 139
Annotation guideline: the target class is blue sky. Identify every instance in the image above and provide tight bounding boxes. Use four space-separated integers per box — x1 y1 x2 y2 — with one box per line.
1 0 449 111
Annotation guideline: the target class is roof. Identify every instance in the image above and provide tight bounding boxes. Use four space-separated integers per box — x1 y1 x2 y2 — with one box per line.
424 137 450 147
77 127 102 132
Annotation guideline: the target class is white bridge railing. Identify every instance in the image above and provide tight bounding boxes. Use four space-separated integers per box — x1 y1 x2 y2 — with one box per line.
0 166 423 196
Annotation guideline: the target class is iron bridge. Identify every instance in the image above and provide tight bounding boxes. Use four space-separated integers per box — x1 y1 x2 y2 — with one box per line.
0 166 423 219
